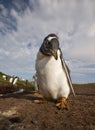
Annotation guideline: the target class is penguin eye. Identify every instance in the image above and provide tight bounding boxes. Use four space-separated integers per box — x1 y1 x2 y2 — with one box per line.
46 40 51 48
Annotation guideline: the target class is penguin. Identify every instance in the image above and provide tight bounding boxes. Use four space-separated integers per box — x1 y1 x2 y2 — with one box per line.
35 33 75 109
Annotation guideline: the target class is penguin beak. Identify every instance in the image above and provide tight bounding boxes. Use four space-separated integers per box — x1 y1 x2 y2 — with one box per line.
51 50 58 60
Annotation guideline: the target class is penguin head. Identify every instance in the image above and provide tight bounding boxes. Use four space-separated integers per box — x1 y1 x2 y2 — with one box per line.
40 34 59 60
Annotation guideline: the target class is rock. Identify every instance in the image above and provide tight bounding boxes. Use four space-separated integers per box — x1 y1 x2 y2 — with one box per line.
0 116 11 130
31 119 38 125
8 115 21 123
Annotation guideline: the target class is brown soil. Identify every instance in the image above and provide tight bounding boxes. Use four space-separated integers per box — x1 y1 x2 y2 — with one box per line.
0 84 95 130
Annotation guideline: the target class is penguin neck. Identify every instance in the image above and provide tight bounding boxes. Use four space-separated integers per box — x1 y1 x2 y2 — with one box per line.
37 49 61 61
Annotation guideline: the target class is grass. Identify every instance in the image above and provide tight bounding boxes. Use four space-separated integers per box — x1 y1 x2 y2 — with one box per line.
0 72 10 82
0 71 35 94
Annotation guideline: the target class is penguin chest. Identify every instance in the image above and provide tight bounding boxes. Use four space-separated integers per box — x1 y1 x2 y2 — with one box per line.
36 53 70 99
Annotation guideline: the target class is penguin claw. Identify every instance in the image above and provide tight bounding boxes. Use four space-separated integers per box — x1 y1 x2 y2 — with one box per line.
33 91 40 96
56 97 69 110
33 99 43 104
33 98 47 104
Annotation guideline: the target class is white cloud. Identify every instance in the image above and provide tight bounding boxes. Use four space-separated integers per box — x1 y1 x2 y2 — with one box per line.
0 22 4 28
0 4 8 17
0 0 95 82
87 24 95 37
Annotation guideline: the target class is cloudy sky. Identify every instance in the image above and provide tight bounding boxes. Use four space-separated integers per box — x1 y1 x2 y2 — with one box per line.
0 0 95 83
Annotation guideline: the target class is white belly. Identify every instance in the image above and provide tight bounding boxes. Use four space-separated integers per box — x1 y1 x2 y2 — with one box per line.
36 50 70 99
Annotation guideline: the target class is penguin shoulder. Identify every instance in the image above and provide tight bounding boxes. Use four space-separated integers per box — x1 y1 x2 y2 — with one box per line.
37 51 46 60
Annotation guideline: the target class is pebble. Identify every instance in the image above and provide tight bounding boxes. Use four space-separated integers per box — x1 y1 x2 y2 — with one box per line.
8 115 21 123
31 119 38 125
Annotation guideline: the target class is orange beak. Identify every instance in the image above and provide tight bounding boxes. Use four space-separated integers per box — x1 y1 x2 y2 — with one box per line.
51 50 58 60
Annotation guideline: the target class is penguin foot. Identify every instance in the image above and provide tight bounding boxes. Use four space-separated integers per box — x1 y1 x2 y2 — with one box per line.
33 98 47 104
33 91 40 96
56 97 69 110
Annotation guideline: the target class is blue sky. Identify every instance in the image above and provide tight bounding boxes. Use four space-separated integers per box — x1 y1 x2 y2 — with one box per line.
0 0 95 83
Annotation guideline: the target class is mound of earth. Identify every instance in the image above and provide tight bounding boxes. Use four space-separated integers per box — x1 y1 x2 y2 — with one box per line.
0 84 95 130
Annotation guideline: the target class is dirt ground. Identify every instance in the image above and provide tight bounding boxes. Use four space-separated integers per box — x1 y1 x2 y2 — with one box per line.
0 84 95 130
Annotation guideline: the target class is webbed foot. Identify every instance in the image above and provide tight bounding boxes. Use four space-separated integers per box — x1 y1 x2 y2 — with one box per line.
56 97 69 110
